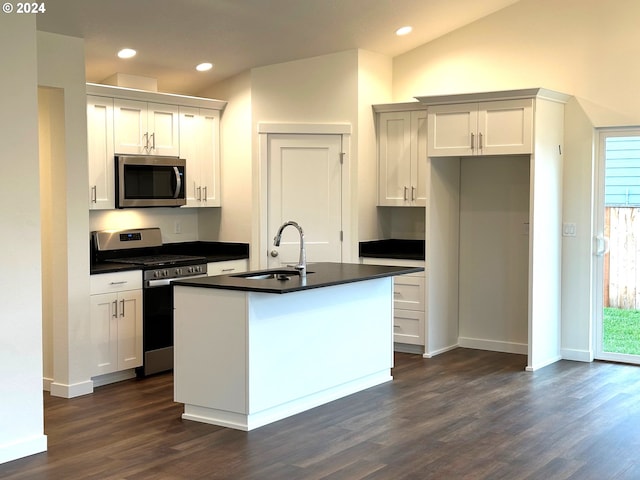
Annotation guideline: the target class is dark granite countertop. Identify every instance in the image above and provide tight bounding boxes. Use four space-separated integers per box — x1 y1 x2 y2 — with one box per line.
359 239 425 260
172 262 423 294
90 240 249 275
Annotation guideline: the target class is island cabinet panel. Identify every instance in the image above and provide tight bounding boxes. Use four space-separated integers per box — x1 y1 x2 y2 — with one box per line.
174 277 394 431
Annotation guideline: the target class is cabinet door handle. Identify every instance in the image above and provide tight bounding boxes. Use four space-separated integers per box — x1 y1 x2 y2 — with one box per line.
143 132 149 151
479 132 483 150
197 186 202 201
470 132 475 150
150 132 155 150
411 186 416 201
404 186 408 201
91 185 97 203
112 300 118 318
202 186 207 201
120 299 125 317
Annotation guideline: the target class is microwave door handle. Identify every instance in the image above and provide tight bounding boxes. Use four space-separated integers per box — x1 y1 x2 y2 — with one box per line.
173 167 182 199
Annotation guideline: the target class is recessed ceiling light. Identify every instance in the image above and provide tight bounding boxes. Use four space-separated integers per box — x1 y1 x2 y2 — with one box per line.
395 26 413 36
196 62 214 72
117 48 137 59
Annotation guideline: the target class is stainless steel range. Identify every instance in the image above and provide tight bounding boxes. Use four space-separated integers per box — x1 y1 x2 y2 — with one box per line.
92 228 208 377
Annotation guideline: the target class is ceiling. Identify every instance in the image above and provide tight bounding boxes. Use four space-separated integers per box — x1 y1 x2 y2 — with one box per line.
37 0 521 95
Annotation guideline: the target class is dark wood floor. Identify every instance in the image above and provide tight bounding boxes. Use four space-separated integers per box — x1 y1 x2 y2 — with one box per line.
2 349 640 479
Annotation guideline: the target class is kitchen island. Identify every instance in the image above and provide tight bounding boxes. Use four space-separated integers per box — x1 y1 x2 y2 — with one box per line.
172 262 423 431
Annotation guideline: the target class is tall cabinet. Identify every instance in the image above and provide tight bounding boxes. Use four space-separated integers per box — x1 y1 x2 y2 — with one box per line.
375 89 569 371
416 88 570 371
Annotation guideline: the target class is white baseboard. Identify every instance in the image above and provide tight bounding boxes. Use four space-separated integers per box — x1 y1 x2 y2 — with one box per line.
42 376 53 392
0 434 47 465
423 343 459 358
458 337 528 355
49 379 94 398
561 348 594 363
91 369 137 388
525 354 563 371
394 343 424 355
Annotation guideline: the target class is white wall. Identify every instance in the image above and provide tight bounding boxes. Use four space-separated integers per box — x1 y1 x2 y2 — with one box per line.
0 16 47 464
37 32 93 398
392 0 640 360
199 71 253 244
356 50 393 250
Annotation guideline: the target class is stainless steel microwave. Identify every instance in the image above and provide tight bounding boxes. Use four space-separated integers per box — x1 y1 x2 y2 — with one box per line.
115 155 186 208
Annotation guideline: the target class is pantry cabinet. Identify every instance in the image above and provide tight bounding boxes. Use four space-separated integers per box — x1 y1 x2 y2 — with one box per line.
85 83 226 210
179 107 221 207
87 95 115 209
415 88 570 370
89 270 143 377
375 106 428 206
427 99 533 157
113 99 180 156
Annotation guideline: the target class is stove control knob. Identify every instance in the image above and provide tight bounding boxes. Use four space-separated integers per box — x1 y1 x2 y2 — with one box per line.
153 271 160 278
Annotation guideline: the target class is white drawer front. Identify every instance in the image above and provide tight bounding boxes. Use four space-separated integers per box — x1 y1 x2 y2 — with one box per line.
207 259 249 276
393 309 425 345
394 275 425 311
90 270 142 295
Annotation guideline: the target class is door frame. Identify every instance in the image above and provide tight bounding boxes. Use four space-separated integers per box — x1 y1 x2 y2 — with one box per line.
593 127 640 364
255 123 352 270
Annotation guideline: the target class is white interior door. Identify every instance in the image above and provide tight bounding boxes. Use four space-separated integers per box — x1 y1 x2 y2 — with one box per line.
267 134 342 268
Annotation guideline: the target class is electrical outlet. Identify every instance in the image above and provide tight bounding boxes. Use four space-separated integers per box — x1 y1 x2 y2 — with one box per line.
562 222 576 237
174 221 182 234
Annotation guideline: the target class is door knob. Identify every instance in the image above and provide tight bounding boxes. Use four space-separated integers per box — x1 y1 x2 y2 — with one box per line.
270 250 279 257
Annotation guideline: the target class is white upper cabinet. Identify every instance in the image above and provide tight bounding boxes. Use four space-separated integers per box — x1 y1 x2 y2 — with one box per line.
87 95 115 210
85 83 226 211
179 107 221 207
427 99 533 157
377 109 428 206
114 99 180 156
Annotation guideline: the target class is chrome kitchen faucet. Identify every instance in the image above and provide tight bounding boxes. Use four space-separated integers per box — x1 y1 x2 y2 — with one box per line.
273 221 307 278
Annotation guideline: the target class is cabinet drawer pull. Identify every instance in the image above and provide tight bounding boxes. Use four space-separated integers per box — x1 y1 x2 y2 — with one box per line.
109 281 128 285
221 268 235 272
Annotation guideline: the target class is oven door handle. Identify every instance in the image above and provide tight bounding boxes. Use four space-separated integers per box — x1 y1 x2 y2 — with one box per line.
173 166 182 199
146 274 207 288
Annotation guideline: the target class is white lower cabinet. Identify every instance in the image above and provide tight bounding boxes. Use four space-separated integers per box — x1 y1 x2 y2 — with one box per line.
361 257 425 347
207 259 249 276
90 270 143 377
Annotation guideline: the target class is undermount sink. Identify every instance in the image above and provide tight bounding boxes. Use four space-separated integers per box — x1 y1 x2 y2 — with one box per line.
232 269 313 281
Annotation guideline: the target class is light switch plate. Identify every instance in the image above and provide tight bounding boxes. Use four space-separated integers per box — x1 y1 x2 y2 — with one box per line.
562 222 576 237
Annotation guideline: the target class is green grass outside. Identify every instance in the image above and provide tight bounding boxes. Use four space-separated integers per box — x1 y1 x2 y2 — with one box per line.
603 307 640 355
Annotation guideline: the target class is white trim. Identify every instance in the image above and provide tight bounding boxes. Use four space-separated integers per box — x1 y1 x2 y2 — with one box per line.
422 344 458 358
91 369 137 388
394 343 425 355
561 348 594 363
49 379 94 399
458 337 528 355
0 435 47 464
257 123 351 135
525 355 562 372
